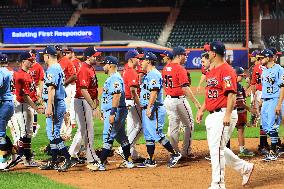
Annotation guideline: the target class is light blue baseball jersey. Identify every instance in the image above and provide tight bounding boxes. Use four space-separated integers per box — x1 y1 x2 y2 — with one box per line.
101 72 126 112
261 64 284 99
42 63 66 101
140 69 163 107
0 67 13 101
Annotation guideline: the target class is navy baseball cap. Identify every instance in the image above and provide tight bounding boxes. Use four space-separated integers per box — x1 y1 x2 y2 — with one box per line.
29 49 37 55
268 47 282 55
160 50 173 59
0 53 8 64
42 46 57 56
84 47 101 57
173 46 187 56
261 49 274 58
55 45 62 51
249 49 260 57
143 52 157 61
234 66 245 76
125 50 139 61
20 51 35 61
210 41 226 56
103 56 119 65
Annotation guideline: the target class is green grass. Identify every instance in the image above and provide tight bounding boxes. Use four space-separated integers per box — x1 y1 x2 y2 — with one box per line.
0 172 76 189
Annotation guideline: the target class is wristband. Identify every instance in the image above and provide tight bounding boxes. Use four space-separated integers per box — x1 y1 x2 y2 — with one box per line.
110 107 117 115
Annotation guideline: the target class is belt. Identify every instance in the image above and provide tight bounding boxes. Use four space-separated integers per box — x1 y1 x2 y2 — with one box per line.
141 104 163 110
126 98 133 100
167 95 185 99
43 99 64 103
105 106 127 112
263 98 273 101
0 100 13 102
209 108 236 114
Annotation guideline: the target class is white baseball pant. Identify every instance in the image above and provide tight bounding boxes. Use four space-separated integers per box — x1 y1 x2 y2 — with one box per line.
205 109 251 189
69 98 99 163
164 96 194 157
14 102 34 139
254 90 262 124
60 84 76 139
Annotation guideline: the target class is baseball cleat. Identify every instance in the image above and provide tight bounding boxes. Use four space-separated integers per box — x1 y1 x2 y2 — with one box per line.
0 162 9 171
168 152 182 168
24 159 39 167
118 160 135 169
86 162 100 171
98 163 106 171
6 155 23 169
132 156 146 164
57 159 72 172
262 151 278 162
276 147 284 157
115 147 125 160
39 161 58 170
258 146 269 156
137 159 157 168
238 148 255 157
242 163 254 186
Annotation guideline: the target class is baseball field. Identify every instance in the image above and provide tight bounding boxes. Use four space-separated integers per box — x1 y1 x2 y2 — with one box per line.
2 71 284 189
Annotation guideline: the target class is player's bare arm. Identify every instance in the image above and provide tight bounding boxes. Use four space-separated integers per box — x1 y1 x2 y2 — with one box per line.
46 85 55 117
196 102 206 124
146 90 158 118
182 86 201 109
23 94 43 114
109 93 121 124
197 74 206 92
275 87 284 115
64 74 77 86
130 86 140 107
224 92 236 126
38 80 44 98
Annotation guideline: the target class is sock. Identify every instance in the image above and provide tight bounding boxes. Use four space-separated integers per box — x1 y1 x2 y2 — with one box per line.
56 138 70 160
159 137 175 154
17 139 24 158
23 137 32 160
260 125 268 147
122 144 131 161
146 141 155 160
226 139 231 149
100 148 111 163
270 131 279 153
50 140 58 163
239 146 245 152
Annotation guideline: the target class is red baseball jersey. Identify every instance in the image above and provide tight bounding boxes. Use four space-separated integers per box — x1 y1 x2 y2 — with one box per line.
72 58 82 72
122 64 139 99
251 63 264 91
14 69 37 103
59 56 76 81
205 63 237 111
75 62 98 100
29 62 44 86
162 62 190 96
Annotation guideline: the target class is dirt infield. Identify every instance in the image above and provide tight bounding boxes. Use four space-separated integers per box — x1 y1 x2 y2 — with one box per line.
14 138 284 189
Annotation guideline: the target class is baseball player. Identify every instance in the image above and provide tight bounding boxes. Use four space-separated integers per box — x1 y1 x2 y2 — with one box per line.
0 53 15 170
39 46 73 171
260 49 284 161
137 52 182 168
69 48 82 73
95 55 134 171
197 43 211 92
116 50 145 163
58 47 77 140
234 67 255 157
69 46 100 169
196 41 254 188
8 52 43 168
162 47 200 159
250 50 270 155
29 49 44 137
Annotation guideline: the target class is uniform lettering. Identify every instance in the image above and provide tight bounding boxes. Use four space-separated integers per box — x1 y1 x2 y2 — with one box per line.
164 75 173 88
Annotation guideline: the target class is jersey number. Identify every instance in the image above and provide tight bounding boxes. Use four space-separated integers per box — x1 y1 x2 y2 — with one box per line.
102 97 108 104
208 90 218 99
267 87 273 94
10 80 14 92
143 93 150 100
164 75 173 88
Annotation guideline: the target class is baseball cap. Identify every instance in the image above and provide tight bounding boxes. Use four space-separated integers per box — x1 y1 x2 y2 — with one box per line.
20 51 35 61
0 53 8 64
63 47 74 53
268 47 282 55
84 47 102 57
143 52 157 61
103 56 119 65
173 46 187 56
29 49 37 55
55 45 62 51
234 66 245 76
160 50 173 59
125 50 139 61
42 46 57 56
261 49 274 58
210 41 226 56
249 50 260 57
